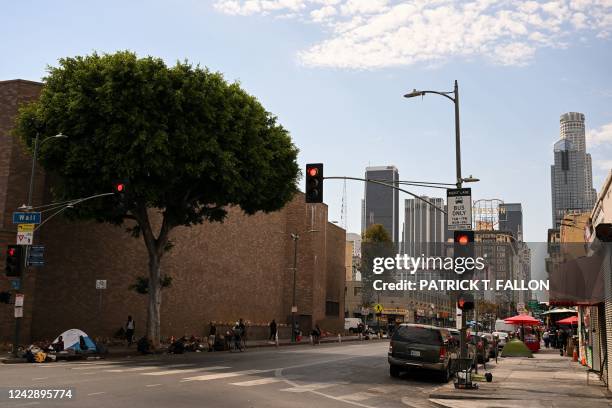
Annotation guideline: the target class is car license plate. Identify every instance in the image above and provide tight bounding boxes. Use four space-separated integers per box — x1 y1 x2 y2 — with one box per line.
410 350 421 357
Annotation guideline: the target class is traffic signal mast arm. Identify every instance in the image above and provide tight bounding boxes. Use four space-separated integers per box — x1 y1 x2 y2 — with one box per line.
32 192 116 232
323 176 447 214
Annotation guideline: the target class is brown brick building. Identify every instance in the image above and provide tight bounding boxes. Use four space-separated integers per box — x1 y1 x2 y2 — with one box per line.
0 79 345 344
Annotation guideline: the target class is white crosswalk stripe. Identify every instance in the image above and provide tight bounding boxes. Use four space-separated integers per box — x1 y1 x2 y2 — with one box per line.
181 369 267 382
230 377 283 387
106 363 197 373
141 365 230 376
280 383 339 392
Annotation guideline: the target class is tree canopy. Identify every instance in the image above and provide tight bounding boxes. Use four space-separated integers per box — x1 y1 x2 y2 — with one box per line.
15 51 300 226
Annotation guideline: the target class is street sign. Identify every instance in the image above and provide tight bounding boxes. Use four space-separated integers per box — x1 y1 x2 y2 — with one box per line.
447 188 472 231
17 224 34 233
15 294 24 307
10 279 20 290
14 307 23 318
527 300 539 310
95 280 107 289
291 306 298 313
373 303 384 314
16 232 33 245
28 245 45 266
12 212 41 224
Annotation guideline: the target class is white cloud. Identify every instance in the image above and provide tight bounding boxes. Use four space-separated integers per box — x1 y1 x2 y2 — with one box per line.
587 122 612 146
214 0 612 69
594 159 612 170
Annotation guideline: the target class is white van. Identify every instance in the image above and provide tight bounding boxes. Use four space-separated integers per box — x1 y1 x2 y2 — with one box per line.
344 318 363 333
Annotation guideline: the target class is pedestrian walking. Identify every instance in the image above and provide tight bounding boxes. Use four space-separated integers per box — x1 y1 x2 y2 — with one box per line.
208 322 216 352
543 330 550 348
269 319 277 341
125 315 135 347
311 324 321 345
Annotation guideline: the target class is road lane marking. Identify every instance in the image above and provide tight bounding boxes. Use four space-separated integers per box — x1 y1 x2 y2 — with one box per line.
145 384 163 387
105 364 195 373
181 369 267 382
87 392 106 396
230 377 283 386
141 366 229 376
32 377 48 380
280 383 340 393
72 365 116 370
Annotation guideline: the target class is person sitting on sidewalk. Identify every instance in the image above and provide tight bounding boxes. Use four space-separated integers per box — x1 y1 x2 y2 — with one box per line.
137 336 154 355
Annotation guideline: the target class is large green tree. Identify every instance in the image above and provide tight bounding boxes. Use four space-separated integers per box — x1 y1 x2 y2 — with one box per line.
15 51 300 345
361 224 394 308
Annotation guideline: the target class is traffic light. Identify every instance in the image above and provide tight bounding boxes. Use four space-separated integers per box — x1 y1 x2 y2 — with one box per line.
457 292 474 310
5 245 22 277
113 180 127 199
305 163 323 203
0 291 10 304
453 230 474 259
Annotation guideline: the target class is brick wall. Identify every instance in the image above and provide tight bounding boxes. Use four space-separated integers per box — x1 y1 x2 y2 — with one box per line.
0 80 43 345
0 79 345 343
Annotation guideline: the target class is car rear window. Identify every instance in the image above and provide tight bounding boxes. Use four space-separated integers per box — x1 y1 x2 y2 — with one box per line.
392 326 442 344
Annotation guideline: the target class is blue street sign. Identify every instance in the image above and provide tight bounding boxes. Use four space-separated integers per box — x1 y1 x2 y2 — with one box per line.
12 212 41 224
10 279 21 290
28 245 45 266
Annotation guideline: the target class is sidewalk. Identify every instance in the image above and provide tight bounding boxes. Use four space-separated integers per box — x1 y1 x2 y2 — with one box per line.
429 348 611 408
2 334 377 363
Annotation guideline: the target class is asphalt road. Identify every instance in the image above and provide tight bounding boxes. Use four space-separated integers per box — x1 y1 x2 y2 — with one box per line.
0 341 447 408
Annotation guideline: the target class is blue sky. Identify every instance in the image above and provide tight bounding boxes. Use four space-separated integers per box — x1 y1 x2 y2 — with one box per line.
2 0 611 242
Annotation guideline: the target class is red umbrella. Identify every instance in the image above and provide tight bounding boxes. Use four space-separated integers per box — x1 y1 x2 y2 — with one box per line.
557 315 578 325
504 315 541 325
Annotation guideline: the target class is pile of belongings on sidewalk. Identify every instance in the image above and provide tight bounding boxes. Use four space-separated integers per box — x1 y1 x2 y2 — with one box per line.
24 329 102 363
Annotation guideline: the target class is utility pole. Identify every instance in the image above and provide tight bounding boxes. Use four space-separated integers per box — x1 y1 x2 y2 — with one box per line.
291 233 298 343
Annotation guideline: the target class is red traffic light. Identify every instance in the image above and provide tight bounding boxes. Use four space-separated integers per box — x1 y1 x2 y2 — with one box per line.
457 234 469 245
115 183 125 193
458 298 465 308
307 167 319 177
8 247 16 257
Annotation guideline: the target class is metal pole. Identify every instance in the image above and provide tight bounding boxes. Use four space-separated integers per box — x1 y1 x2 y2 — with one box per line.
454 80 462 189
291 234 298 343
13 133 39 357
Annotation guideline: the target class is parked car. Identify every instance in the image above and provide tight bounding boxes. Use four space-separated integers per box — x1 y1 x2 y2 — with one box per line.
344 318 363 333
493 332 509 350
388 324 455 382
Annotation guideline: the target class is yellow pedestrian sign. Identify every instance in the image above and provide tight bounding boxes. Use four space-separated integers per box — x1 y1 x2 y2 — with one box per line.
18 224 34 233
374 304 384 314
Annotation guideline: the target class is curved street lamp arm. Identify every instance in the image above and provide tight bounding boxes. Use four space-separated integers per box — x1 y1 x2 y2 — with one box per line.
420 90 455 103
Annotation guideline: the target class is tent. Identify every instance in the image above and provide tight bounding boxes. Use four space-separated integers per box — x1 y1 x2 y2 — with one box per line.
540 308 577 315
504 315 541 325
53 329 97 352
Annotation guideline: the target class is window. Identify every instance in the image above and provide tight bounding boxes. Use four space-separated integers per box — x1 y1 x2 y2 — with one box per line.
325 301 340 317
393 326 442 345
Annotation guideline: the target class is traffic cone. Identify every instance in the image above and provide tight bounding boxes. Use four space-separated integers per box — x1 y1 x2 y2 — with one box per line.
572 348 578 362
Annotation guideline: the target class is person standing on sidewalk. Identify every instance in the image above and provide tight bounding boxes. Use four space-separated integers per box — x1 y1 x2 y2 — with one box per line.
269 319 277 341
208 322 217 352
125 315 135 347
543 330 550 348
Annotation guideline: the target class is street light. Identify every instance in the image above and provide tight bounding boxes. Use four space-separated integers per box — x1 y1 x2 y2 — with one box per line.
13 131 67 357
404 80 464 188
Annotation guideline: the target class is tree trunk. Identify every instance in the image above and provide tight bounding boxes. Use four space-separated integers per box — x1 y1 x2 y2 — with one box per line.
135 204 171 349
147 253 162 346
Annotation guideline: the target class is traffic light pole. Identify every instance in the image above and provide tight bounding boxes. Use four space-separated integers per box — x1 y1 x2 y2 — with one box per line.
291 233 298 343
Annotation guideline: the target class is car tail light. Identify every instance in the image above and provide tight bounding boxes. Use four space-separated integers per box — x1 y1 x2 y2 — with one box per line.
389 341 394 354
439 345 447 361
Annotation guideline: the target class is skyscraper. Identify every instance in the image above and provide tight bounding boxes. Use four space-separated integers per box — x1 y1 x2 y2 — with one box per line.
499 203 524 241
550 112 597 228
362 166 399 243
403 197 447 257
